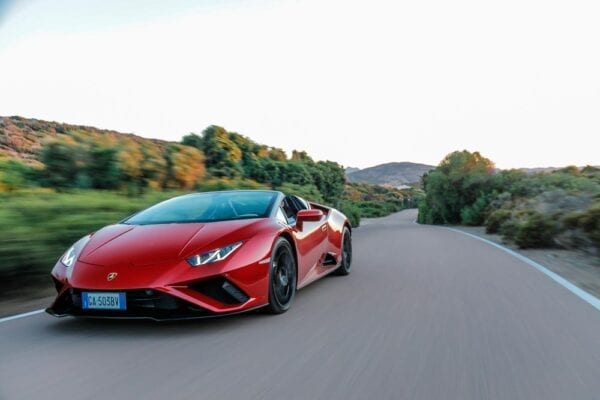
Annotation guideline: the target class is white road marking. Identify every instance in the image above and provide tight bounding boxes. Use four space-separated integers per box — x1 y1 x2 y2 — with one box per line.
0 309 45 324
446 227 600 312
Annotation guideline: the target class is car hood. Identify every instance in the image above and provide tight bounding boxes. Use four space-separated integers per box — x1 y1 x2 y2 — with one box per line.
78 219 262 267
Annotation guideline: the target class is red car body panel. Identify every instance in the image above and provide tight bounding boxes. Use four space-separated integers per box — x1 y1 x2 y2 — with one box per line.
47 191 350 320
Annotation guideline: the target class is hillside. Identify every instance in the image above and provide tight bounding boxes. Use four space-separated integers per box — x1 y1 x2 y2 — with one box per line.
346 162 434 187
0 116 422 289
0 116 168 165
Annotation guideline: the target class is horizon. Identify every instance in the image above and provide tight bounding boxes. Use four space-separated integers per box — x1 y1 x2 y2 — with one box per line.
1 0 599 169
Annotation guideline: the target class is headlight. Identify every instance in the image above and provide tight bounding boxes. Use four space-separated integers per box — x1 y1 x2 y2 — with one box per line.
60 235 91 267
61 246 77 267
187 242 243 267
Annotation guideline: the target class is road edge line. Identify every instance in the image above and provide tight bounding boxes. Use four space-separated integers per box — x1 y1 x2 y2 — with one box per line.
445 227 600 312
0 309 45 324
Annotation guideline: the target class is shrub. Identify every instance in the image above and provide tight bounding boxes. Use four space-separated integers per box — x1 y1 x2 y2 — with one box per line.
0 190 182 293
460 195 488 226
339 202 361 227
196 177 267 192
485 208 512 234
276 182 324 204
562 200 600 251
514 212 558 248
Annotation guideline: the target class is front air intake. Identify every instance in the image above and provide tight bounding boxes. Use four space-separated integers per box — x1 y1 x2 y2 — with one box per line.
189 277 249 305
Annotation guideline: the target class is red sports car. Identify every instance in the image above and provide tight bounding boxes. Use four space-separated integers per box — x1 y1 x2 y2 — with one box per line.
47 190 353 320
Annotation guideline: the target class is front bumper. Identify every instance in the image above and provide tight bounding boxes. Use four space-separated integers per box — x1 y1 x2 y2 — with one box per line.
47 278 267 321
47 272 267 321
46 288 220 321
48 232 275 320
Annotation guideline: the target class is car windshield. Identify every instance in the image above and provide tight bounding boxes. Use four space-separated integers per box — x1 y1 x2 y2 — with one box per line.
124 191 278 225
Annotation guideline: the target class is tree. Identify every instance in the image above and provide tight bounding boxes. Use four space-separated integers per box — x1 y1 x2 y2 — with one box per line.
291 150 312 162
139 143 167 190
419 150 495 224
86 145 120 189
40 140 79 189
201 126 242 178
166 144 206 189
279 161 312 186
0 159 35 191
181 133 203 149
117 138 144 194
277 182 324 203
267 147 287 161
309 161 346 205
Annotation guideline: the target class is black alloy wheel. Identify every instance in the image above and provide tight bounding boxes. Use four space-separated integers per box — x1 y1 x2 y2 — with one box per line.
335 227 352 276
266 238 297 314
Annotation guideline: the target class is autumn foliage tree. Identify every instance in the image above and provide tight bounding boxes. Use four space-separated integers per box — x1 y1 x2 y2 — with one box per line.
165 144 205 189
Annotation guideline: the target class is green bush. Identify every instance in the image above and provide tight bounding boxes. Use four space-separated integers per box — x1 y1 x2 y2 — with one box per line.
562 200 600 251
485 208 512 234
0 190 181 292
276 182 324 204
196 177 267 191
0 159 36 191
460 195 488 226
339 202 361 227
514 212 558 248
419 150 495 224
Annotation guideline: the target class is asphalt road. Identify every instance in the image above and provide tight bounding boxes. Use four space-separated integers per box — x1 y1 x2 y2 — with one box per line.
1 209 599 400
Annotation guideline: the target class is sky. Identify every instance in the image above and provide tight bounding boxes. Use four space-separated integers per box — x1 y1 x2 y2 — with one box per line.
0 0 598 169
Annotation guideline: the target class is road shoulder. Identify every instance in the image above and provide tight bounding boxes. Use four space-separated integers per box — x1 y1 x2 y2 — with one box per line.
451 225 600 299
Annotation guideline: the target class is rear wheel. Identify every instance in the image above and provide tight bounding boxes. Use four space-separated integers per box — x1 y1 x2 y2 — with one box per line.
266 238 297 314
335 227 352 276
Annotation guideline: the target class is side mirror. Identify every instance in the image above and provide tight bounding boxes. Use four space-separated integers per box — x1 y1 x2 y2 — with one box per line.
296 209 324 231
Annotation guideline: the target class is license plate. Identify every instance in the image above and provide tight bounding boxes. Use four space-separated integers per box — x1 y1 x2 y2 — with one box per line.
81 292 126 310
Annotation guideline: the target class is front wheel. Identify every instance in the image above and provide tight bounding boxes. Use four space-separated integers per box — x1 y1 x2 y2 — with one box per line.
265 238 297 314
335 227 352 276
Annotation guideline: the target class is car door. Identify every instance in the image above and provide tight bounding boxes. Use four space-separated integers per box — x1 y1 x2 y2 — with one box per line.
282 197 328 287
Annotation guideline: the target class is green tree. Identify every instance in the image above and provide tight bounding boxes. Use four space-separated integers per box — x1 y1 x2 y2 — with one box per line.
181 133 203 149
279 162 312 186
0 159 36 191
277 182 324 203
201 126 243 178
86 145 120 189
419 150 495 224
40 140 79 189
309 161 346 205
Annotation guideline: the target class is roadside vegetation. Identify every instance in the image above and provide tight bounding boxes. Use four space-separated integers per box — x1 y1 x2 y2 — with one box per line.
418 150 600 256
0 117 418 292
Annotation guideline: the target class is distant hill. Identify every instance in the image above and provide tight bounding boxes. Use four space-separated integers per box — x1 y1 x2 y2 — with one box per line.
517 166 599 174
518 167 561 174
0 116 168 165
346 162 434 187
344 167 360 175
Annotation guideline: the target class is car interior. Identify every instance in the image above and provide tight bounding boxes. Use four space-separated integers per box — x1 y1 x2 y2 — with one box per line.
281 195 310 225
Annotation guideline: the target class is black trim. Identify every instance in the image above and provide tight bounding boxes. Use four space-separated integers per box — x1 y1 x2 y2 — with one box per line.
189 277 250 305
47 289 215 320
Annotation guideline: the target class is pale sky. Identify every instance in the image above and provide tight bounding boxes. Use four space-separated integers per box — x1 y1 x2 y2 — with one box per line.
0 0 598 169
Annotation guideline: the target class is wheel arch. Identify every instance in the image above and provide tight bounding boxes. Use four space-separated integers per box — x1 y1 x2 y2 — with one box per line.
343 221 352 234
277 231 299 288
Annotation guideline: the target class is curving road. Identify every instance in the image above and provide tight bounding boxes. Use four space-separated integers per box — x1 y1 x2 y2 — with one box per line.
1 210 600 400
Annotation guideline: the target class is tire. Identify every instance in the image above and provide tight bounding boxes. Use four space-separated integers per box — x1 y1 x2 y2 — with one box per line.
335 227 352 276
265 238 297 314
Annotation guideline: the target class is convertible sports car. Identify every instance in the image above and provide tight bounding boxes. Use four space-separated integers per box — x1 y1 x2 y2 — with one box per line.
47 190 352 320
